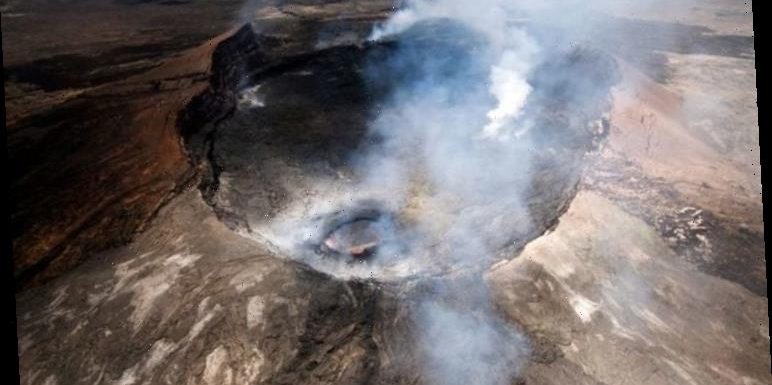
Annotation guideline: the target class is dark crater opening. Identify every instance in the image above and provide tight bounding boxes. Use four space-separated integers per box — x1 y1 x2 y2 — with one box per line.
179 20 620 279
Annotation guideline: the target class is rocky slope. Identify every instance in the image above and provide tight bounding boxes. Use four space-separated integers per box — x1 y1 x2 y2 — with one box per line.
4 0 248 289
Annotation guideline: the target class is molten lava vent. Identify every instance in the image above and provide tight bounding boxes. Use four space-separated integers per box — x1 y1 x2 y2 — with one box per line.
313 206 406 264
321 218 381 259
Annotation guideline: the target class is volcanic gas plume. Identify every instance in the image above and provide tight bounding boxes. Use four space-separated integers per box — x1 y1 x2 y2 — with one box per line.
240 1 618 383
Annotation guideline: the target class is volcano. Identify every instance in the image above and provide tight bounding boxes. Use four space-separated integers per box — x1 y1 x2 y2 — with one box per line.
7 1 767 385
177 20 620 282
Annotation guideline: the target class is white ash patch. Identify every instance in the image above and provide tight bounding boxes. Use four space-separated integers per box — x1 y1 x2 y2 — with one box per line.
267 294 304 318
112 252 155 294
663 359 699 385
628 246 651 263
187 310 218 341
67 320 88 339
635 308 674 334
39 283 77 327
229 267 268 293
115 367 138 385
24 369 42 385
203 346 233 385
569 294 599 323
42 374 57 385
197 296 212 316
115 339 176 385
246 296 265 329
186 298 222 342
235 348 266 385
47 284 70 311
109 252 201 330
146 340 177 369
606 313 650 343
87 290 110 307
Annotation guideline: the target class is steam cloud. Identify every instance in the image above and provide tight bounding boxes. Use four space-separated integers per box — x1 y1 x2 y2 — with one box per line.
370 0 539 140
252 0 632 383
417 298 529 385
365 1 539 383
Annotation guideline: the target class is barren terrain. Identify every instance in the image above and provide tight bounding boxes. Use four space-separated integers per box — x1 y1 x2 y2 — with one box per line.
5 0 766 384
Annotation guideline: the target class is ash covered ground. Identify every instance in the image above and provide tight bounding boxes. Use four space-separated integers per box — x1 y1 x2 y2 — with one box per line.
4 0 768 384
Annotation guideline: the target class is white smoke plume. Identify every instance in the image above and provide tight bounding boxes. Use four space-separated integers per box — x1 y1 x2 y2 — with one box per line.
365 1 540 383
417 299 530 385
251 0 675 382
370 0 539 141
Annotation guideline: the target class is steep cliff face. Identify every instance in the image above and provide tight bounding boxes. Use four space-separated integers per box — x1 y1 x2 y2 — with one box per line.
4 1 263 290
7 34 228 290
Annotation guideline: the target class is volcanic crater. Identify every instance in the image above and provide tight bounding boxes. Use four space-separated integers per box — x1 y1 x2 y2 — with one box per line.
180 19 620 281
